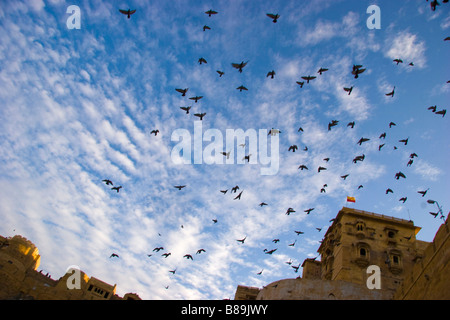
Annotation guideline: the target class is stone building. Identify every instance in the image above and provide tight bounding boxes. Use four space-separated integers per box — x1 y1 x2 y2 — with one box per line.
235 207 449 300
0 234 141 300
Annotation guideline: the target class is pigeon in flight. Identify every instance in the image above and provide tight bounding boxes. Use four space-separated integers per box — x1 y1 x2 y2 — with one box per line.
317 67 328 75
174 185 186 190
189 96 203 103
266 13 280 23
216 70 225 77
385 86 395 97
266 70 276 78
194 113 206 120
102 179 113 185
288 145 298 152
231 61 248 73
110 253 119 258
119 9 136 19
180 106 191 114
393 59 403 65
286 208 296 215
237 236 247 244
175 88 188 96
301 75 316 83
198 57 207 64
111 186 122 193
150 129 159 136
236 85 248 92
344 87 353 95
205 9 218 16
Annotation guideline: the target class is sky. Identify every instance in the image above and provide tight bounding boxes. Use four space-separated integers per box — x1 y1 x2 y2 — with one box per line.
0 0 449 300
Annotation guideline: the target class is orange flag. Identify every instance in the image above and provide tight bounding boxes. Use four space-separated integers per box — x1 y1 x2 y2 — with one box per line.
347 196 356 203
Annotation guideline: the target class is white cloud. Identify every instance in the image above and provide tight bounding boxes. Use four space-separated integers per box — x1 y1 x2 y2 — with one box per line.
384 31 427 68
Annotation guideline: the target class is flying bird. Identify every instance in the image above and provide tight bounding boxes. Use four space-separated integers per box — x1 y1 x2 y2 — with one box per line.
119 9 136 19
162 253 171 258
328 120 339 131
153 247 164 252
347 121 355 128
189 96 203 103
435 109 446 117
175 88 188 96
221 151 231 159
318 166 327 172
357 137 370 145
385 86 395 97
343 86 353 95
341 174 349 180
236 85 248 92
196 249 206 254
399 138 409 145
216 70 225 77
393 58 403 65
351 66 365 78
150 129 159 136
386 188 394 194
395 171 406 180
110 253 119 258
286 208 296 215
301 75 316 83
102 179 113 185
295 230 304 235
259 202 268 207
317 67 328 75
198 57 207 64
203 25 211 31
111 186 122 193
180 106 191 114
266 70 276 78
231 61 248 73
242 154 251 162
428 105 437 112
298 164 308 170
399 197 408 203
237 236 247 244
379 132 386 139
272 239 280 243
265 249 277 255
194 112 206 120
296 81 304 88
268 128 281 135
183 254 194 260
174 185 186 190
288 145 298 152
389 122 396 128
266 13 280 23
205 9 218 16
234 191 243 200
304 208 315 214
231 186 239 193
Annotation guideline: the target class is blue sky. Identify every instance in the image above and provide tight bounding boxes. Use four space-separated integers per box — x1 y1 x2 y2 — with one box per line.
0 0 449 299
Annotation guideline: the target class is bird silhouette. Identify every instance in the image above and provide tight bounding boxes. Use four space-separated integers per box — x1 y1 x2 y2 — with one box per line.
231 61 248 73
389 122 396 128
205 9 218 16
102 179 113 185
257 269 263 275
266 70 276 78
221 151 231 159
295 230 304 235
435 109 446 117
379 132 387 139
162 253 171 258
268 128 281 135
288 240 296 247
169 269 177 274
357 137 370 145
153 247 164 252
328 120 339 131
304 208 315 214
351 65 365 78
399 197 407 203
150 129 159 136
393 59 403 65
399 138 409 145
296 81 305 88
194 112 206 120
385 86 395 97
237 236 247 244
216 70 225 77
110 253 119 258
318 166 327 172
259 202 268 207
183 254 194 260
203 25 211 31
352 154 365 163
343 87 353 95
175 88 188 96
266 13 280 23
189 96 203 103
288 145 298 152
417 189 428 197
273 239 280 243
231 186 239 193
341 174 349 180
395 171 406 180
265 249 277 254
236 85 248 92
198 57 207 64
174 185 186 190
347 121 355 128
119 9 136 19
196 249 206 254
379 143 385 150
317 67 328 75
180 106 191 114
298 164 308 170
286 208 296 215
386 188 393 194
301 75 316 83
234 191 243 200
111 186 122 193
428 105 437 112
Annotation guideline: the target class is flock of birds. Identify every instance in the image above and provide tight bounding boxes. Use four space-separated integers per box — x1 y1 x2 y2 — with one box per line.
105 4 450 290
